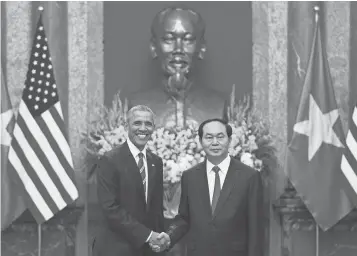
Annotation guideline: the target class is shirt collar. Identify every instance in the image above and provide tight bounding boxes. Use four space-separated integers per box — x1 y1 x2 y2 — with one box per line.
127 138 147 159
207 155 231 174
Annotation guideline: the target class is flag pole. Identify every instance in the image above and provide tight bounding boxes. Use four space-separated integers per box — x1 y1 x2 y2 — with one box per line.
313 5 320 256
314 5 320 256
38 223 42 256
37 7 44 256
315 225 319 256
314 5 320 24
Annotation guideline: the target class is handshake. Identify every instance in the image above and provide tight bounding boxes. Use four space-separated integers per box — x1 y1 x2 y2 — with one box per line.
148 232 171 253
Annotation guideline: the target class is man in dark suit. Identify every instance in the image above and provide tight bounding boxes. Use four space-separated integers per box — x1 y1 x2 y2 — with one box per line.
155 118 264 256
93 105 166 256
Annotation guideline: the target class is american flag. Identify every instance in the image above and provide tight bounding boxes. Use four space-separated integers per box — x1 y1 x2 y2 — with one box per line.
7 15 79 224
341 101 357 204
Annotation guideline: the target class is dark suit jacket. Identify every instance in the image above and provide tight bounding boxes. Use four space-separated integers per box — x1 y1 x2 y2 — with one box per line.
93 142 165 256
167 157 264 256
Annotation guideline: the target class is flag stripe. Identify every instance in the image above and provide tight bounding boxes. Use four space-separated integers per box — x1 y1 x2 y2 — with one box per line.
352 105 357 124
12 120 67 210
346 131 357 161
349 111 357 143
9 138 59 215
19 102 78 201
8 143 54 220
45 105 73 167
49 103 68 143
54 102 64 120
6 163 46 223
341 103 357 204
37 114 74 181
344 141 357 176
341 156 357 194
17 114 74 205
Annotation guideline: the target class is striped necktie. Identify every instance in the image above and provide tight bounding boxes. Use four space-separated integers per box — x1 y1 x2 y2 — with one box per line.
138 152 146 198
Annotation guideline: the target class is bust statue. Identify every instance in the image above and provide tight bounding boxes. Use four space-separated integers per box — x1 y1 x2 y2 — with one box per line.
128 6 227 128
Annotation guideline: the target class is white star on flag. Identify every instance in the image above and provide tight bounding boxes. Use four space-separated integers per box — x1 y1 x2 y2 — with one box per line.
1 109 13 146
293 94 344 161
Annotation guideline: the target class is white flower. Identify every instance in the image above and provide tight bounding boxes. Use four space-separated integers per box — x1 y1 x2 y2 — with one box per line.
240 152 254 168
189 142 197 149
165 160 181 183
98 148 107 155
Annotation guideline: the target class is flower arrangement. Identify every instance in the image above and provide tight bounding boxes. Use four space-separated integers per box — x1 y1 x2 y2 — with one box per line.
225 85 277 178
83 92 128 177
83 86 276 218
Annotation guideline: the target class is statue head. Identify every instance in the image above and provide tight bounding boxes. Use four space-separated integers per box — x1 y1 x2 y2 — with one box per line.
150 6 206 77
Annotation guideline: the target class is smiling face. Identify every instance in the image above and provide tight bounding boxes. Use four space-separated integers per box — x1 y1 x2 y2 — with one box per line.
125 110 155 150
150 8 206 77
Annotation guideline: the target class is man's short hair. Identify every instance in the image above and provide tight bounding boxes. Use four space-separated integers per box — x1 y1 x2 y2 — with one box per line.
126 105 155 124
198 118 232 140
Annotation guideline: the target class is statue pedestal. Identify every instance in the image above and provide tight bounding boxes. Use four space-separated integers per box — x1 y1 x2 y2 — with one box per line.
273 184 357 256
1 207 84 256
128 86 227 128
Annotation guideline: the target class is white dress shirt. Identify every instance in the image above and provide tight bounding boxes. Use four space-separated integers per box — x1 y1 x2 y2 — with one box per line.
127 139 153 242
127 138 149 202
206 155 231 204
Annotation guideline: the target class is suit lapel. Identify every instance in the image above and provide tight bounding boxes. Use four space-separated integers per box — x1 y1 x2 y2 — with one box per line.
196 162 213 218
212 159 238 219
146 151 157 210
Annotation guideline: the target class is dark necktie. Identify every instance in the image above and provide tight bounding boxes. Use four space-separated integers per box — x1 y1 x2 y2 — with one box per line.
211 166 221 214
138 152 146 199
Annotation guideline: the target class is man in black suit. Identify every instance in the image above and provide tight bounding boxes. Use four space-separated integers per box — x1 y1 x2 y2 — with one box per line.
93 105 166 256
155 118 264 256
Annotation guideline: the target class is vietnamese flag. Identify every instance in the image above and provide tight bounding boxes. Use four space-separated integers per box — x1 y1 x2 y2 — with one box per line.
285 11 355 231
1 66 26 230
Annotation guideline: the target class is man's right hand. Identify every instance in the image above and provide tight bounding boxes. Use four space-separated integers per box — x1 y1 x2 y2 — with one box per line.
148 232 171 253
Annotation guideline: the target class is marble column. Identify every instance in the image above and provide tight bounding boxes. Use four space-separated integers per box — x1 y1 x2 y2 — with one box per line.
67 2 104 256
68 1 88 172
252 2 288 256
287 1 317 142
5 1 31 107
252 4 270 255
252 2 269 120
86 3 104 256
350 3 357 115
1 2 7 71
325 1 350 132
287 1 350 134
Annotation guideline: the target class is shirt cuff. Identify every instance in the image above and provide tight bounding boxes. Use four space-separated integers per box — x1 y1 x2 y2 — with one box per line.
146 231 153 243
